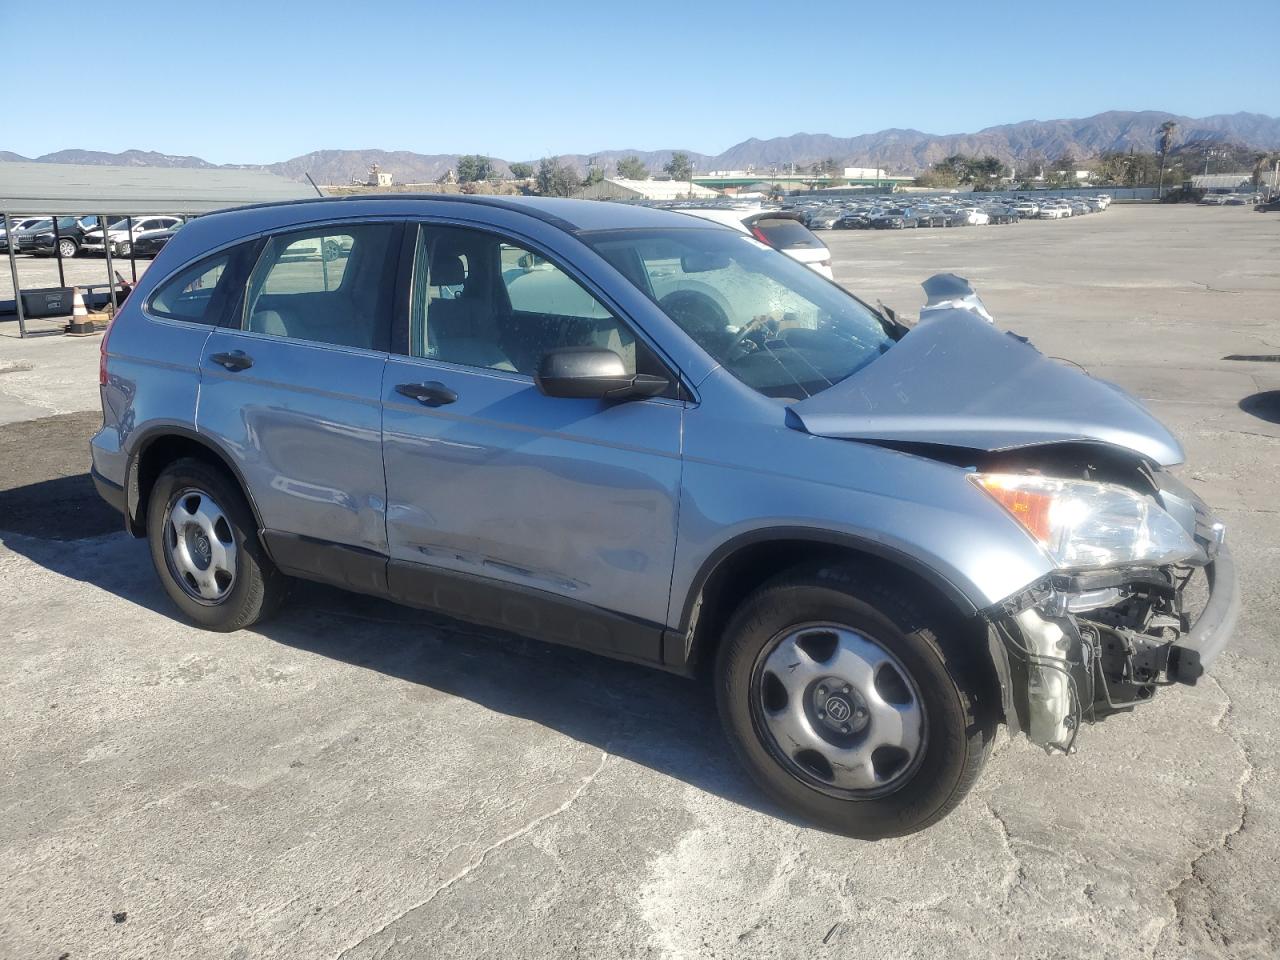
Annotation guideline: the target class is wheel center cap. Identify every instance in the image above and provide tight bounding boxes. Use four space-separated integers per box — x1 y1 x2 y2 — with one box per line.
194 534 211 563
824 696 852 723
812 677 870 735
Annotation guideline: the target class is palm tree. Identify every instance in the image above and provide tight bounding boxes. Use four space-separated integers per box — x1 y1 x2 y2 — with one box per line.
1156 120 1178 196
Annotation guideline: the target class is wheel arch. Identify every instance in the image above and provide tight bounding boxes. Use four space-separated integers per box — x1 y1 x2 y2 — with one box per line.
125 426 265 539
666 528 984 678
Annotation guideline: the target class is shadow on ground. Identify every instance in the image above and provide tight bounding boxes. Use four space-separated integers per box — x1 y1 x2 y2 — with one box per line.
6 525 789 823
1239 390 1280 424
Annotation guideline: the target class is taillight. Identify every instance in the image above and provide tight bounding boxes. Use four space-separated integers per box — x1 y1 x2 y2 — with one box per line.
751 225 772 246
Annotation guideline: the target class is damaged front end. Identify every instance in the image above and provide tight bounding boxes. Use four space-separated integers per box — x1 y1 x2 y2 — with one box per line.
981 458 1239 754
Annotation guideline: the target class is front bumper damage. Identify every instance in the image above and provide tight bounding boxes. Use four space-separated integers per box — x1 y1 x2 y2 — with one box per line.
989 496 1238 754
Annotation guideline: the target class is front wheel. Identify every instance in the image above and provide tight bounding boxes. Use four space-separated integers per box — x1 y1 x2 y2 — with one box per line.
116 240 132 257
715 566 995 838
147 458 287 631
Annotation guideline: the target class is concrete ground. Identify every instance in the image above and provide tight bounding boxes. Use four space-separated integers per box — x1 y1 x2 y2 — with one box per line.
1 204 1277 959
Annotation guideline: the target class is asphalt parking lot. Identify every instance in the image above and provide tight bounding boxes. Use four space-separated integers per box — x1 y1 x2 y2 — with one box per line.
1 204 1277 959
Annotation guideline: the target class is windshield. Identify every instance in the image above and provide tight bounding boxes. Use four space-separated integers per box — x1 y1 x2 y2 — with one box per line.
585 227 895 400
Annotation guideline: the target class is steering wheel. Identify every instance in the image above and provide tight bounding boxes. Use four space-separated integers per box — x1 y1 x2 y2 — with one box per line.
721 313 783 361
658 290 731 351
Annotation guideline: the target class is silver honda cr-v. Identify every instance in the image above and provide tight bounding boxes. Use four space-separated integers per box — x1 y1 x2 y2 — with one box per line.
91 195 1237 837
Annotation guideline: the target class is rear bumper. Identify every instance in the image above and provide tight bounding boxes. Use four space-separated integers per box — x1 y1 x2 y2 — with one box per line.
1168 543 1240 684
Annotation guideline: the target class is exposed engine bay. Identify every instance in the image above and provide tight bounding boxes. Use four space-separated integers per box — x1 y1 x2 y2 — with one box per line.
975 445 1234 754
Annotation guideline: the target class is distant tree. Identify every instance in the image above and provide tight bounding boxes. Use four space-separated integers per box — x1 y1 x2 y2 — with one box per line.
508 161 534 179
1015 150 1047 185
935 154 970 181
1049 153 1078 185
808 157 842 177
615 156 649 180
535 156 578 197
915 163 959 189
1253 152 1277 189
582 164 605 187
664 151 693 181
456 154 493 183
969 155 1007 188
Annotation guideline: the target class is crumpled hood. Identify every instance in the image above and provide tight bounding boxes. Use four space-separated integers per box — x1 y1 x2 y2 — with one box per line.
788 309 1184 466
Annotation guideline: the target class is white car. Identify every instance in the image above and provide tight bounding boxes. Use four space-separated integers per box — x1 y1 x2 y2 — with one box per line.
1013 202 1040 217
676 208 834 279
0 216 48 251
955 208 991 226
1038 204 1070 219
81 215 184 257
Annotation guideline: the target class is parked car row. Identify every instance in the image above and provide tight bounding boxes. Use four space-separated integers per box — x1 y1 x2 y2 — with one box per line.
0 214 187 258
784 193 1113 231
1198 193 1261 206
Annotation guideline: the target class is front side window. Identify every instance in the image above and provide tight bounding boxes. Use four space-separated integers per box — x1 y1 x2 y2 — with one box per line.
585 228 895 400
242 223 397 351
409 225 643 377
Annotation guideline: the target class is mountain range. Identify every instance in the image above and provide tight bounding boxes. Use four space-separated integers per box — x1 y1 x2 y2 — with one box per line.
4 110 1278 183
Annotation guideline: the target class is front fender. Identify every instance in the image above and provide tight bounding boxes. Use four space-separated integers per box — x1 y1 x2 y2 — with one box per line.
669 399 1054 630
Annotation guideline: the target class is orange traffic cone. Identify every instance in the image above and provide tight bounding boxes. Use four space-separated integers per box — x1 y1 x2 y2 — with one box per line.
66 286 97 336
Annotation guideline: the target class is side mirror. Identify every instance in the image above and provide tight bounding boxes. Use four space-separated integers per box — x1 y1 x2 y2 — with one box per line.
536 347 669 401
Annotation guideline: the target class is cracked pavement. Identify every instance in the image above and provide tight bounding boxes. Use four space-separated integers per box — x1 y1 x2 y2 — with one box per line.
1 204 1277 958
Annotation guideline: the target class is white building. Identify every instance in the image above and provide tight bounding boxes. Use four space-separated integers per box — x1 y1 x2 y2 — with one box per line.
842 167 890 180
572 178 720 201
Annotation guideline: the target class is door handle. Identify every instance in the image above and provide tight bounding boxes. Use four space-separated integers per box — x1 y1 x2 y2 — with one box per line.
395 381 458 407
210 350 253 372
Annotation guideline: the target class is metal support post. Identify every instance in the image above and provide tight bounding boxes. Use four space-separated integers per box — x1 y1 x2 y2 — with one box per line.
4 213 27 338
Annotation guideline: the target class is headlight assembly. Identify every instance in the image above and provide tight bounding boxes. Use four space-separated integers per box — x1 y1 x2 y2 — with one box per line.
970 472 1201 570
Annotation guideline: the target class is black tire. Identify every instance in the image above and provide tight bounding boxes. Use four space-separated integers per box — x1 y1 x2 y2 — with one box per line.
715 564 996 839
146 457 287 631
57 238 78 258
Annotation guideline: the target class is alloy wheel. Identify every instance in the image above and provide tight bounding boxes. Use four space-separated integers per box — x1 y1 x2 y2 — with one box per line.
58 239 77 258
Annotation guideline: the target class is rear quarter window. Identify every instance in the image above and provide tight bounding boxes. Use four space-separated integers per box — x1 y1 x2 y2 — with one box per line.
147 253 234 324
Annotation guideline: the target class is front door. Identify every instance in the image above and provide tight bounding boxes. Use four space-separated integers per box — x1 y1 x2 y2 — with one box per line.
197 220 402 591
381 222 683 662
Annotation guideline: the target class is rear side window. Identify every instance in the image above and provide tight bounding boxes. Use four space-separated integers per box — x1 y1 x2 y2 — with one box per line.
242 223 399 351
750 217 824 250
148 253 234 324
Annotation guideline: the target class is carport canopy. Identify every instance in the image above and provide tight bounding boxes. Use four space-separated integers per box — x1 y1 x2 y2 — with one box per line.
0 161 316 216
2 161 318 337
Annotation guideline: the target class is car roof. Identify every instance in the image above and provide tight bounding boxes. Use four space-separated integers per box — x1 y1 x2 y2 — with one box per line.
212 193 708 236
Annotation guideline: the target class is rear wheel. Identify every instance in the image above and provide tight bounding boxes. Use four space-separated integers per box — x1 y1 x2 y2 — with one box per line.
147 458 286 631
715 565 995 838
57 238 78 258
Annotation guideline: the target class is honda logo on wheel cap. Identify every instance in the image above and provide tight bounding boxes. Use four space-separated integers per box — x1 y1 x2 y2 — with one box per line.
825 696 852 723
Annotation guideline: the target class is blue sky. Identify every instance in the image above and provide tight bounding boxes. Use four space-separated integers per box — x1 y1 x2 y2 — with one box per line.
3 0 1273 164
